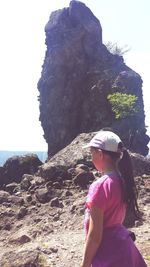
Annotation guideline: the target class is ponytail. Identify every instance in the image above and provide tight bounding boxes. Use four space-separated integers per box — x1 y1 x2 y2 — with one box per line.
102 144 140 218
118 149 140 218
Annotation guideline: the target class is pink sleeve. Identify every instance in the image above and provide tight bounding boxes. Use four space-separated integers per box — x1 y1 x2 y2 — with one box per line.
86 178 110 212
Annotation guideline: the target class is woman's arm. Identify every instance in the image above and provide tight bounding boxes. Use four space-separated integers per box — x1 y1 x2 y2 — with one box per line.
80 205 103 267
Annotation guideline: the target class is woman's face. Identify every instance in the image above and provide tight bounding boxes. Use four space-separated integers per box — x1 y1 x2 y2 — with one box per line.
90 147 103 171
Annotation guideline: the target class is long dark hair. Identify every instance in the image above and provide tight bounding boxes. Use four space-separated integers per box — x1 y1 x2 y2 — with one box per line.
117 147 140 218
102 145 140 218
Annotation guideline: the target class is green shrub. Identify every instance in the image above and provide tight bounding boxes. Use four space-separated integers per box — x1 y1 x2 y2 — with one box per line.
107 92 138 119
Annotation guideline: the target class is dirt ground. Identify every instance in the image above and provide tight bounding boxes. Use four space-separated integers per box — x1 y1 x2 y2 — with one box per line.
0 177 149 266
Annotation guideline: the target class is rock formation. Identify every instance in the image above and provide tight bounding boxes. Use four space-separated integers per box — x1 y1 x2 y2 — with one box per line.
38 0 149 156
38 132 150 179
0 154 42 187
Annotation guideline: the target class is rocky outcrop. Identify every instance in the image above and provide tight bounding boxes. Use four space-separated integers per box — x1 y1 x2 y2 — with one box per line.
38 0 149 157
38 132 150 179
0 154 42 186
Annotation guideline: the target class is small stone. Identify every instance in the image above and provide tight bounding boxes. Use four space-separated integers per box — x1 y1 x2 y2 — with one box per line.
63 180 72 187
70 205 76 213
9 195 24 206
53 215 59 221
33 218 41 223
3 223 11 231
26 195 32 202
80 207 85 215
0 191 10 204
65 190 73 197
50 197 60 207
143 198 150 204
22 174 34 181
3 209 14 217
9 234 31 245
50 247 58 253
5 183 18 194
18 234 31 244
31 200 37 205
17 207 27 219
53 182 61 189
29 189 35 194
75 164 90 172
14 191 22 196
2 202 11 207
134 220 141 227
33 176 45 185
145 188 150 192
35 188 51 204
20 177 31 191
67 168 76 176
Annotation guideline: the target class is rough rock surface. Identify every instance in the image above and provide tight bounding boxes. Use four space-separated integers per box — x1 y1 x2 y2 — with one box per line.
39 132 150 178
0 154 42 186
38 0 149 157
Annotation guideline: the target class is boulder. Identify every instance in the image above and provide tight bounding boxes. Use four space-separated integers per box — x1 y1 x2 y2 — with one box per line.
2 154 42 185
39 132 150 179
5 182 19 194
32 176 45 186
35 187 53 204
9 195 24 206
50 197 60 207
130 153 150 176
73 171 95 187
20 176 32 191
9 233 31 245
0 190 10 204
38 164 69 181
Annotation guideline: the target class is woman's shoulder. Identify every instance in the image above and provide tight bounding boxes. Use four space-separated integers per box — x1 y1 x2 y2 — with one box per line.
90 173 120 191
89 175 110 190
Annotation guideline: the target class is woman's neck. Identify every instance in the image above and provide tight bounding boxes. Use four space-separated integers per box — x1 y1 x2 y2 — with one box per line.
101 163 117 174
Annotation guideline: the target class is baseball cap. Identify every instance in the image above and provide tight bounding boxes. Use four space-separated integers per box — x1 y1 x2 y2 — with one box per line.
83 131 122 153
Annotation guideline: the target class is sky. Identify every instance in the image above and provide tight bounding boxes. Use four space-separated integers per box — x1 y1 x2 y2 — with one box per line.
0 0 150 151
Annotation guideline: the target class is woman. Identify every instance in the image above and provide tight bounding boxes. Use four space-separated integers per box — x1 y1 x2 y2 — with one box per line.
81 130 147 267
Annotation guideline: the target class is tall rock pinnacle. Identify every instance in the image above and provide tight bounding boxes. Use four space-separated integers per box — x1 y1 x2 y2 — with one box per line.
38 1 149 157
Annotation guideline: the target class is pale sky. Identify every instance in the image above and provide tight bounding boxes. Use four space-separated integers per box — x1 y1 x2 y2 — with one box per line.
0 0 149 151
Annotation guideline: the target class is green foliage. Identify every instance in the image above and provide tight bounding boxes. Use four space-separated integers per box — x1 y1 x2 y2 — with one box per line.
107 92 138 119
105 41 130 56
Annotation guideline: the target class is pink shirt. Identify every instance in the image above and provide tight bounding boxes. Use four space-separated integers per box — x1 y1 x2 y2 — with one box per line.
84 173 126 232
84 173 147 267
